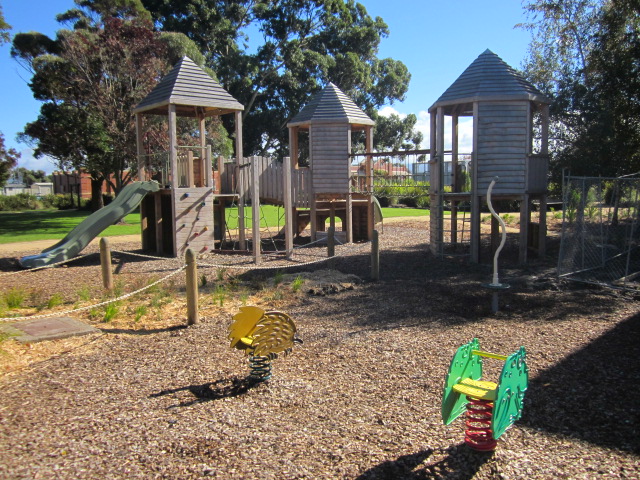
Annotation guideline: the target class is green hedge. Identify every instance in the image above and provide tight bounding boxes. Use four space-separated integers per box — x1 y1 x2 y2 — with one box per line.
0 193 90 211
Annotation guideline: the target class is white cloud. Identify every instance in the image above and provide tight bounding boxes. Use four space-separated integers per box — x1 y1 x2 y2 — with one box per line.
378 105 406 119
16 148 57 174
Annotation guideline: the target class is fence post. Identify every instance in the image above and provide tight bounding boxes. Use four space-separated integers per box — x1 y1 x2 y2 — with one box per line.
371 229 380 281
185 248 199 325
100 237 113 291
328 226 335 257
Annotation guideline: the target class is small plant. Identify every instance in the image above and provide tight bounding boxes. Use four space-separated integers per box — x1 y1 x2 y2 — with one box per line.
4 288 27 309
501 213 515 225
76 285 92 302
553 210 562 220
103 302 120 322
214 284 227 307
291 275 305 293
216 268 227 282
89 308 101 320
47 293 64 309
200 274 208 288
239 292 249 306
112 280 125 298
273 270 284 286
134 305 147 322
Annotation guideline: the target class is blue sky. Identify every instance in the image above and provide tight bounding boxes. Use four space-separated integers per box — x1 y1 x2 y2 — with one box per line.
0 0 533 173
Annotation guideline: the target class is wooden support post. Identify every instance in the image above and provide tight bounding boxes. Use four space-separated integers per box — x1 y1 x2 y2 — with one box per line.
519 194 531 264
154 192 163 254
470 102 480 263
371 229 380 281
135 114 146 181
251 156 261 264
346 194 353 243
185 248 198 325
328 226 335 258
365 125 374 240
187 150 195 188
283 156 293 258
235 111 246 251
100 237 113 291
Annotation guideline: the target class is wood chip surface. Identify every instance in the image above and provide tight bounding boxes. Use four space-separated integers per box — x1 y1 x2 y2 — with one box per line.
0 218 638 479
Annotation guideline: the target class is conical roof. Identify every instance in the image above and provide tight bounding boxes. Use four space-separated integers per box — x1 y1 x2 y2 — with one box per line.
133 56 243 117
288 83 374 127
429 49 550 112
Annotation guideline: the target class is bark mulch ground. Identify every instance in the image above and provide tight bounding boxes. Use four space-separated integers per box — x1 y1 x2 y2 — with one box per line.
0 218 638 479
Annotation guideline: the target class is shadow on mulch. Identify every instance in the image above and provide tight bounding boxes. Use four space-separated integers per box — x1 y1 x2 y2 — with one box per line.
356 444 493 480
100 324 188 336
522 312 640 454
150 376 259 407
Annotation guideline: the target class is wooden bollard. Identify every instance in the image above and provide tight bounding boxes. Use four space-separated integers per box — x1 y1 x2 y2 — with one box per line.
327 226 335 258
185 248 199 325
371 229 380 281
99 237 113 291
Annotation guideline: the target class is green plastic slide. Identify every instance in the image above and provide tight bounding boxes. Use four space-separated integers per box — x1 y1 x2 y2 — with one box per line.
20 181 160 269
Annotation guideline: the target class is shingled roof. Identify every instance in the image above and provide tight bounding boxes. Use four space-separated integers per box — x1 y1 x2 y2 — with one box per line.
429 49 550 112
288 83 374 127
133 56 243 117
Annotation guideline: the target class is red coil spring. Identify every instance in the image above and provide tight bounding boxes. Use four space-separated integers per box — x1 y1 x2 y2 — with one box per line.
464 398 497 451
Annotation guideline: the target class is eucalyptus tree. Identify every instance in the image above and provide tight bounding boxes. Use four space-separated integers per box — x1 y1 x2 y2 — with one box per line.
143 0 415 156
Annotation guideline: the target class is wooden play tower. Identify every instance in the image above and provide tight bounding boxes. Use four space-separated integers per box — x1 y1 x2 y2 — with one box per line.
429 50 551 264
133 56 244 257
286 83 376 247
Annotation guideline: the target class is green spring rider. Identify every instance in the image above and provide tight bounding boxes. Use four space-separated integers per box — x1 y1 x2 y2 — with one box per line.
441 338 528 451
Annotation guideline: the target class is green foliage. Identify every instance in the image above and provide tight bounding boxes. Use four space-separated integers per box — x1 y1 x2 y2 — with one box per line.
3 288 27 309
76 285 92 302
0 4 11 45
103 302 120 322
213 284 226 307
47 293 64 309
291 275 305 293
273 270 284 287
373 113 423 152
199 274 208 288
134 305 147 322
0 132 20 188
520 0 640 179
143 0 412 157
11 3 204 201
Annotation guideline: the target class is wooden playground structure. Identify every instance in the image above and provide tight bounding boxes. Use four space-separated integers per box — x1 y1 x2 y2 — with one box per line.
132 50 552 265
133 59 380 262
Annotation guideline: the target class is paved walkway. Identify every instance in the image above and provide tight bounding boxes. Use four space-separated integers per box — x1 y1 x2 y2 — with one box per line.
0 235 140 254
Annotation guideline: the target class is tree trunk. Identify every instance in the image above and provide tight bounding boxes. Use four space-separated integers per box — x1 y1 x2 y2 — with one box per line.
91 177 105 212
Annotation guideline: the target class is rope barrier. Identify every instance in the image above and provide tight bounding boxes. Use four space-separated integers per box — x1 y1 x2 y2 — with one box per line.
0 264 187 322
0 254 92 277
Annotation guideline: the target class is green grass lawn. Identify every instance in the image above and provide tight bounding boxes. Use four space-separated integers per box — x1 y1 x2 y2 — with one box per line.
0 210 141 244
0 205 429 244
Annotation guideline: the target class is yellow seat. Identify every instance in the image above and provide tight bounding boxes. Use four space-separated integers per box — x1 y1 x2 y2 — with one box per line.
452 378 498 401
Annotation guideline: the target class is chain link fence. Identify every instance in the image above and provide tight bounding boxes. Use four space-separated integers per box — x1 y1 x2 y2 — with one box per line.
558 174 640 289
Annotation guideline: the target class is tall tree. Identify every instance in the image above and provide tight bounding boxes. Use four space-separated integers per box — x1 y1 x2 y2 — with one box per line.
0 133 20 188
519 0 640 178
143 0 413 156
12 1 208 209
373 113 423 151
0 3 11 45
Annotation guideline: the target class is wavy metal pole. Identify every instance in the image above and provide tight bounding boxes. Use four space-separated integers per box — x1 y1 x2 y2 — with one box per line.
486 177 507 286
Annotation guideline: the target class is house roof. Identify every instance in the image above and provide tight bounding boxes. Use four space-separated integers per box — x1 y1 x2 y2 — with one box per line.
288 83 375 128
133 56 243 117
429 49 551 113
